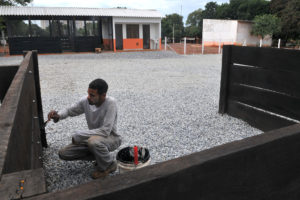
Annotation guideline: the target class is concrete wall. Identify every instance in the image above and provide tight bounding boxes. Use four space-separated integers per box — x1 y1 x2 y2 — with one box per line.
112 17 161 51
203 19 237 46
237 21 272 46
202 19 272 47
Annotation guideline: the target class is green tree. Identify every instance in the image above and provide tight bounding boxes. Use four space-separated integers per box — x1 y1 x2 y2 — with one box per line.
215 0 270 20
271 0 300 40
185 9 203 37
251 14 281 40
270 0 286 16
0 0 33 31
0 0 32 6
216 3 231 19
202 2 219 19
161 13 184 40
237 0 270 20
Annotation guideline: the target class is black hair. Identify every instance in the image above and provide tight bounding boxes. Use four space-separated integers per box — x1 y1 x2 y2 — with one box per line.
89 79 108 94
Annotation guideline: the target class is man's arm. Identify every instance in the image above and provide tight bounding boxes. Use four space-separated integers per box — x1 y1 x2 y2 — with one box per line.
48 98 85 122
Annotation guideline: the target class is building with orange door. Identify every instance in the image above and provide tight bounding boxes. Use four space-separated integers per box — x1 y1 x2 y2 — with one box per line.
0 6 163 55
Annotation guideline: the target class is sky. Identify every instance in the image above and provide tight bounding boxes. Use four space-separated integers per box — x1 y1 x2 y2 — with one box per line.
31 0 230 24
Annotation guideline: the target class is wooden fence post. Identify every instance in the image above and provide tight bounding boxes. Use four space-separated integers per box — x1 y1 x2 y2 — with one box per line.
219 45 232 114
32 50 47 148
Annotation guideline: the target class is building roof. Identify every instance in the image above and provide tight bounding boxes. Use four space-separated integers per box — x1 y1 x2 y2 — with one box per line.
0 6 163 18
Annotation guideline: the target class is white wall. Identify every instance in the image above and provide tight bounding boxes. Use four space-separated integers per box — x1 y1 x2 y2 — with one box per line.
202 19 237 44
150 23 160 49
112 17 161 49
237 21 272 46
202 19 272 46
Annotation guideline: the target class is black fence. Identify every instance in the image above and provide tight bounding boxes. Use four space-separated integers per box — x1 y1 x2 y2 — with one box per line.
8 36 102 55
2 47 300 199
0 51 47 199
219 45 300 131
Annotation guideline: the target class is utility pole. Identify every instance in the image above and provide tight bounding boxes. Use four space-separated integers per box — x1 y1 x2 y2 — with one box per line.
181 5 182 16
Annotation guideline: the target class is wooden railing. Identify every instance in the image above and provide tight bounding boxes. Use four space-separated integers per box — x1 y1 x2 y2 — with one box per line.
0 51 47 199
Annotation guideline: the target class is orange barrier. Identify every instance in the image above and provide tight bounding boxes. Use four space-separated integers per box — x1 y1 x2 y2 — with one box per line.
123 38 143 50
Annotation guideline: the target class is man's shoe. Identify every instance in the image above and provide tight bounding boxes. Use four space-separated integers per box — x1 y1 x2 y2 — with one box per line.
92 161 117 179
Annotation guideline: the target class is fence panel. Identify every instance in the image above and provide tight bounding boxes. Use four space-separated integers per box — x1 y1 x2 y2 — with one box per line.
219 45 300 131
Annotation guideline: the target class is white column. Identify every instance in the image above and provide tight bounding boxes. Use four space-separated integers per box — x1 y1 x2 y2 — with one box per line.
139 24 143 39
184 37 186 55
122 24 126 39
278 39 281 48
165 36 167 51
260 39 262 47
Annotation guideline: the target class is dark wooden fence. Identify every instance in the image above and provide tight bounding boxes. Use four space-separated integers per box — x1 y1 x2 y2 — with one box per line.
8 36 102 55
219 45 300 131
0 51 47 199
2 47 300 199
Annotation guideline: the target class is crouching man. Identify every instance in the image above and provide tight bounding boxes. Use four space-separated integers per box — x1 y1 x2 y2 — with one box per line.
48 78 121 179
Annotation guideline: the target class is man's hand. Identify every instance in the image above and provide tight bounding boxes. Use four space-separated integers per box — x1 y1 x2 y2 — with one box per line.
48 110 60 123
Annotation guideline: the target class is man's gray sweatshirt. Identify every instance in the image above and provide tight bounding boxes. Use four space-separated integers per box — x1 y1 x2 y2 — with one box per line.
58 96 118 138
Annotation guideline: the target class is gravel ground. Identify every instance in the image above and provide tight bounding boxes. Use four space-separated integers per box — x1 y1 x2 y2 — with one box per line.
0 51 261 192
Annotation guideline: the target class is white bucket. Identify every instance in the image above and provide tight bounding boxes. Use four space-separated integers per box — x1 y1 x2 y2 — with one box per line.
117 158 151 174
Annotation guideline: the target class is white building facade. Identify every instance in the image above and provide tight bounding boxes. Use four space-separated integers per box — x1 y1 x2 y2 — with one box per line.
202 19 272 47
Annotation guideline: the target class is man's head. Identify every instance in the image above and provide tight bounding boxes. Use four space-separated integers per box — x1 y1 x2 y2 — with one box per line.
87 79 108 106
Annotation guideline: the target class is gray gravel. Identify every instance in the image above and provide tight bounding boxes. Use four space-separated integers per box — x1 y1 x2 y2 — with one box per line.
0 51 261 192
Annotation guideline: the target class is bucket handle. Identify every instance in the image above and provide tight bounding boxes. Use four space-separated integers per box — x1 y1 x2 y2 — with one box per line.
134 146 138 165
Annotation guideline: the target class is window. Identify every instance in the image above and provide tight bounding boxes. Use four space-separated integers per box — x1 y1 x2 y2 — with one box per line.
75 20 85 36
86 20 94 36
94 20 99 36
126 24 139 38
8 20 30 37
51 20 60 37
60 20 69 37
31 20 50 37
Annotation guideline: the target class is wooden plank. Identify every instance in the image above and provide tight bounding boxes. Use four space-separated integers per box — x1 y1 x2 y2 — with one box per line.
0 168 46 199
3 59 34 173
231 46 300 72
228 83 300 121
0 52 32 176
227 100 295 131
218 45 232 113
230 64 300 98
27 124 300 200
32 50 47 148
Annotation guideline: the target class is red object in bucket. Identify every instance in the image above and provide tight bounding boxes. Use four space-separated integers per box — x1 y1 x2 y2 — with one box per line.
134 146 138 165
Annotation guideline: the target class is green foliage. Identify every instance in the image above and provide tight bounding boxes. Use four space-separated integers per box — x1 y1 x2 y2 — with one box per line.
236 0 270 20
185 9 202 37
183 0 271 38
215 0 270 20
9 20 30 36
161 13 184 39
271 0 300 40
216 3 231 19
0 0 33 31
202 2 218 19
251 14 281 39
0 0 32 6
